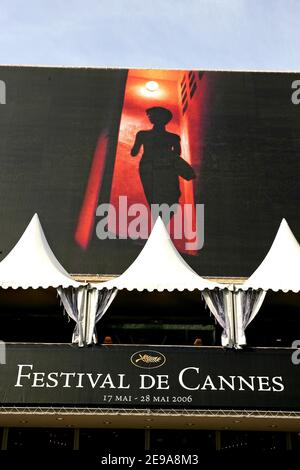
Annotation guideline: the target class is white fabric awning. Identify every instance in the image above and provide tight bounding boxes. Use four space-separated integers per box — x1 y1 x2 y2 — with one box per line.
0 214 81 289
241 218 300 292
91 217 228 292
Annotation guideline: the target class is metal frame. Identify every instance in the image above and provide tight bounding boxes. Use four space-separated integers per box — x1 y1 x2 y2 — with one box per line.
0 407 300 419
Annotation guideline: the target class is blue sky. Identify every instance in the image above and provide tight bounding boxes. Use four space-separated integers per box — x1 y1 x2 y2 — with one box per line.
0 0 299 70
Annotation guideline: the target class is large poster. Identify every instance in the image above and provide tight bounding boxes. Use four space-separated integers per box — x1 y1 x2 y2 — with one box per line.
0 66 300 276
0 344 299 409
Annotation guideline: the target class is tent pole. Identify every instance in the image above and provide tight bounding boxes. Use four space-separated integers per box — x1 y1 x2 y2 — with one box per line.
83 286 90 346
232 285 238 348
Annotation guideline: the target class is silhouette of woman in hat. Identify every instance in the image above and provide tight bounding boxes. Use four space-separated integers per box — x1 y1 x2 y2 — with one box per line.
131 107 194 215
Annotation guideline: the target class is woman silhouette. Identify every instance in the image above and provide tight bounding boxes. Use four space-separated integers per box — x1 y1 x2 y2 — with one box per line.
131 107 190 213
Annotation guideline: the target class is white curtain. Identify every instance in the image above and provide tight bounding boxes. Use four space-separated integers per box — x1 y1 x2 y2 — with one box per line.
58 286 118 346
85 288 118 345
202 289 234 347
57 286 88 347
234 289 266 347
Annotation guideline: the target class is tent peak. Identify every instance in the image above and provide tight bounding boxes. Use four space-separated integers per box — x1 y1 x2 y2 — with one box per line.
31 213 40 223
271 218 299 249
242 218 300 292
279 217 290 228
91 215 227 292
0 213 80 289
146 216 172 244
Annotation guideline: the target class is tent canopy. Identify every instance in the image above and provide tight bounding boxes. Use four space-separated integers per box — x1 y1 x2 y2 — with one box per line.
0 214 81 289
91 217 228 292
241 218 300 292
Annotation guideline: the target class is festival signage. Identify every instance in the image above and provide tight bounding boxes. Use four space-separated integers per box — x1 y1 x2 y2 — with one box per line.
0 344 298 409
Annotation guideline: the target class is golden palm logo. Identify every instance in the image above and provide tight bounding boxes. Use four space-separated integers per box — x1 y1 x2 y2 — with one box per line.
135 354 162 364
131 350 166 369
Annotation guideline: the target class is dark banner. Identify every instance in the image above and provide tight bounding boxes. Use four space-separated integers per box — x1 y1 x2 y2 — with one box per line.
0 67 300 276
0 344 299 409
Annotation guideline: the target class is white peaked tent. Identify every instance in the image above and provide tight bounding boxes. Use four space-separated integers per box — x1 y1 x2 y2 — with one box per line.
0 214 79 289
89 217 234 346
93 217 224 292
234 218 300 346
0 214 87 346
242 218 300 292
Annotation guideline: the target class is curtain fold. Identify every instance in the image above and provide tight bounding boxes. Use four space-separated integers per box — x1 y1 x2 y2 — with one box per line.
234 289 266 347
57 286 118 346
202 289 234 347
86 288 118 345
57 286 88 347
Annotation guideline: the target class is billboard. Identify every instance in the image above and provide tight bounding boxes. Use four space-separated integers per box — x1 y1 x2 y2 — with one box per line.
0 344 298 409
0 66 300 276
